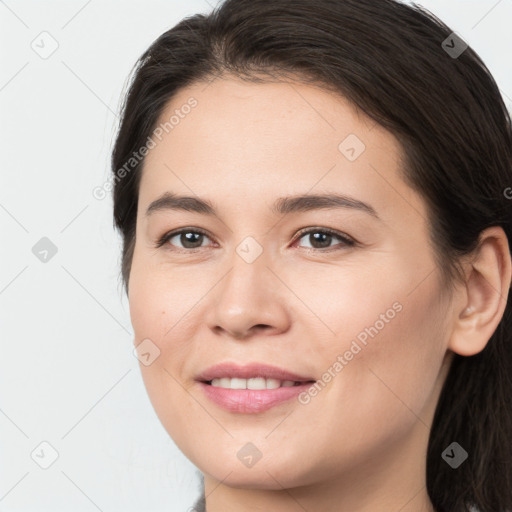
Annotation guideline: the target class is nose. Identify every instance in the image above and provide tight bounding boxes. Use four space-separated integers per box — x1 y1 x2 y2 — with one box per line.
205 247 291 341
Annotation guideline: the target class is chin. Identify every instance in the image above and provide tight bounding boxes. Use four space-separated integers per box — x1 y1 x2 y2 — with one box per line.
195 449 319 490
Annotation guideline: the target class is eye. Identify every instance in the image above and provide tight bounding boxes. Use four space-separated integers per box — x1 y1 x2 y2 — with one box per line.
292 227 356 251
156 228 214 251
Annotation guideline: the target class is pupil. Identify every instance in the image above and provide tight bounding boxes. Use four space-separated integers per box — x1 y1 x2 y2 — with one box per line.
311 232 331 248
182 232 203 248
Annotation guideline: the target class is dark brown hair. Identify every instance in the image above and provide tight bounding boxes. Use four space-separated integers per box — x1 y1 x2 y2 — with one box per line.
111 0 512 510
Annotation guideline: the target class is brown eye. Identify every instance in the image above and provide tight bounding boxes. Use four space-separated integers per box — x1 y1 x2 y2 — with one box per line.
157 228 212 250
294 228 355 251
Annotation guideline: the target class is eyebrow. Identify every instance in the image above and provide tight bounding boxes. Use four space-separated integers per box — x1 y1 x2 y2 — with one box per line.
145 191 380 220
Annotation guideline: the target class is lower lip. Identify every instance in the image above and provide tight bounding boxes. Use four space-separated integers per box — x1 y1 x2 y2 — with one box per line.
197 381 314 413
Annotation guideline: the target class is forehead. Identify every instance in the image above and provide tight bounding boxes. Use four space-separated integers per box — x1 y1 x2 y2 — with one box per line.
138 77 426 224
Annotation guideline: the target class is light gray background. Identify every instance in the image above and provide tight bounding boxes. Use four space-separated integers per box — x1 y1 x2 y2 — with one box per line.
1 1 511 511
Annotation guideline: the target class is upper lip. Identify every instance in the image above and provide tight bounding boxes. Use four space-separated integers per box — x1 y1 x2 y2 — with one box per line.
196 362 316 383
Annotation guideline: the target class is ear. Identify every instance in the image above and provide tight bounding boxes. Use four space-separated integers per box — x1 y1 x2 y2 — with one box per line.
448 226 512 357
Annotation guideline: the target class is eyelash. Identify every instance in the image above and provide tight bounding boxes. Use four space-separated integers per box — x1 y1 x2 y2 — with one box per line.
154 226 356 253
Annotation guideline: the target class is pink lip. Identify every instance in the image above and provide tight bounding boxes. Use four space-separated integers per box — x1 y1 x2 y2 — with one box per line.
197 381 315 413
195 362 316 414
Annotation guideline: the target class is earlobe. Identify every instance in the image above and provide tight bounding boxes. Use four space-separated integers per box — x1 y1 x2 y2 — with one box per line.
448 226 511 357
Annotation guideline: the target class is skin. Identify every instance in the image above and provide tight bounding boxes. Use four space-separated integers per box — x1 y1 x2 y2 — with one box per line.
127 76 511 512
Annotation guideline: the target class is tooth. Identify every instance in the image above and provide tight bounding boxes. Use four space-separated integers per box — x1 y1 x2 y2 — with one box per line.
247 377 267 390
230 378 247 389
219 377 231 388
266 378 281 389
209 378 301 389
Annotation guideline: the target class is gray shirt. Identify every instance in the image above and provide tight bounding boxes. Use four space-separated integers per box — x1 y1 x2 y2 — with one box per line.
191 493 206 512
191 473 206 512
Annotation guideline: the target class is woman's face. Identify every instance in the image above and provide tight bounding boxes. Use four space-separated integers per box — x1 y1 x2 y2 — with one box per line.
128 76 454 493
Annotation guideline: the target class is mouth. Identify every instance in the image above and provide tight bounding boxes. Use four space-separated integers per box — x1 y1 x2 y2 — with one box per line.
195 362 317 413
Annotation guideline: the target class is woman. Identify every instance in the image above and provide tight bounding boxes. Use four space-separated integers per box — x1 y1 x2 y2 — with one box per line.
111 0 512 510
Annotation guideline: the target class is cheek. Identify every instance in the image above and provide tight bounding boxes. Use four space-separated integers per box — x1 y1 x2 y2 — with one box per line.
128 264 198 445
326 274 446 420
308 255 446 412
296 283 447 475
128 255 201 375
128 255 189 343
